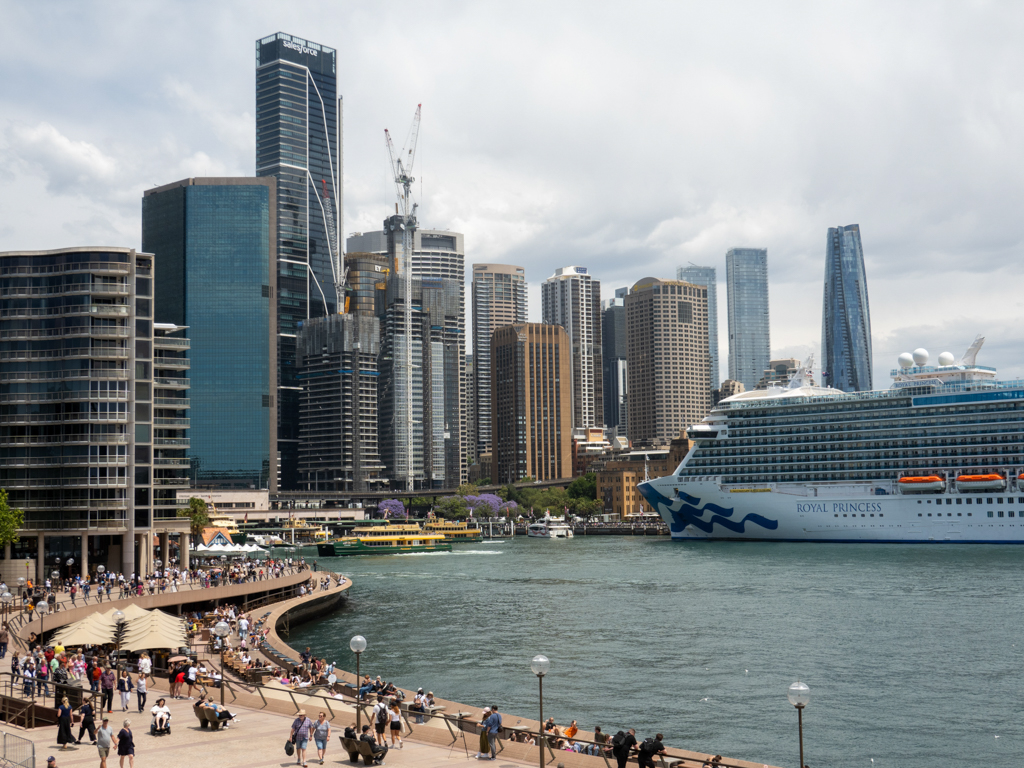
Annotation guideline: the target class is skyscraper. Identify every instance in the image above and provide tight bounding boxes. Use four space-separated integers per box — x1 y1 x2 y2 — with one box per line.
144 177 276 491
348 224 469 483
625 277 712 443
343 252 389 317
297 313 386 493
377 275 463 489
491 324 573 483
541 267 603 430
677 265 719 387
822 224 872 392
0 247 190 580
601 288 628 437
726 248 770 391
256 32 340 489
471 263 527 458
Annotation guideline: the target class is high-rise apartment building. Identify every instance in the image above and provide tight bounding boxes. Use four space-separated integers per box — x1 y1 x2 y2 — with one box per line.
625 277 711 443
144 177 276 491
347 225 468 483
677 265 719 387
297 313 386 493
471 263 527 458
491 324 573 483
726 248 770 391
541 267 602 430
601 288 628 437
377 276 463 489
256 32 340 490
0 248 191 581
822 224 873 392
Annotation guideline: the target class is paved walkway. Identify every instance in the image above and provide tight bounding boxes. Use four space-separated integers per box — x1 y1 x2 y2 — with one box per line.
0 693 532 768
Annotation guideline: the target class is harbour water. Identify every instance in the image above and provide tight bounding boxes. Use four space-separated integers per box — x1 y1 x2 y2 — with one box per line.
288 537 1024 768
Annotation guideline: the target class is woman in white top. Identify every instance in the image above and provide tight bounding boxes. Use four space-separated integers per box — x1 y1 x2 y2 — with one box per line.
137 653 152 676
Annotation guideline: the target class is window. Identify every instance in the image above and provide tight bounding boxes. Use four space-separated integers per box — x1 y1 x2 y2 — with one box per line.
988 510 994 518
956 498 962 504
998 510 1004 518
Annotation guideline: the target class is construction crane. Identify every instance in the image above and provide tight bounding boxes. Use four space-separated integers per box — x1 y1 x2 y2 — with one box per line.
385 104 421 491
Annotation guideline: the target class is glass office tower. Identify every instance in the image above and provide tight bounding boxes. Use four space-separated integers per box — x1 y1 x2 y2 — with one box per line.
256 32 339 489
677 265 719 387
726 248 770 391
144 178 276 490
822 224 872 392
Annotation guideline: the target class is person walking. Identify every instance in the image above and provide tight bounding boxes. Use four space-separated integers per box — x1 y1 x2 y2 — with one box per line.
312 711 331 765
56 696 74 750
0 622 8 659
115 719 134 768
100 666 115 713
290 709 314 768
96 717 116 768
116 670 133 711
388 701 403 749
371 696 388 745
76 695 97 745
135 674 147 713
482 704 502 760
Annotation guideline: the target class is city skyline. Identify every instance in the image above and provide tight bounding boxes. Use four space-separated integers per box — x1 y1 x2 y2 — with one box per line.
2 5 1024 390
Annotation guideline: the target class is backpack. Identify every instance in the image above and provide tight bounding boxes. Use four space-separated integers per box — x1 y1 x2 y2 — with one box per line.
376 704 388 724
640 738 657 754
612 732 625 747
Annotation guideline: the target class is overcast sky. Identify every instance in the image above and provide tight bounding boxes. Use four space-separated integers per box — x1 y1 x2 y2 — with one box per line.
2 2 1023 386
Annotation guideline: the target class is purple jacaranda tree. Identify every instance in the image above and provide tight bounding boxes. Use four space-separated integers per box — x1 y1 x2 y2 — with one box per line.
378 499 407 519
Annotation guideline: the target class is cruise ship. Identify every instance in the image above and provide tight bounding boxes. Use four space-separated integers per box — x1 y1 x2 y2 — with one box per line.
638 337 1024 543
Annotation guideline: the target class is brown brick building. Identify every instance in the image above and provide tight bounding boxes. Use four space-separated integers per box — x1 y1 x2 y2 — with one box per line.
491 323 573 483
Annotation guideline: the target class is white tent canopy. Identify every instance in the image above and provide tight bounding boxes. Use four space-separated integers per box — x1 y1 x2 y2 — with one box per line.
194 542 267 557
51 606 187 651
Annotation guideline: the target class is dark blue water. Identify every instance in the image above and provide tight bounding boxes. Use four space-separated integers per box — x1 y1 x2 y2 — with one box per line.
289 537 1024 768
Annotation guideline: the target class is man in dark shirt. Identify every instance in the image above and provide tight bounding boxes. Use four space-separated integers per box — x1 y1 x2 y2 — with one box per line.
614 729 637 768
359 724 388 764
637 733 666 768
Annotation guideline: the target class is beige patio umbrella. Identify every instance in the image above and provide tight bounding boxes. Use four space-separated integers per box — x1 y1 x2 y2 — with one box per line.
51 613 116 646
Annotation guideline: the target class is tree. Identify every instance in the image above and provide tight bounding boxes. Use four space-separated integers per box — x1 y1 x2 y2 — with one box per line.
466 493 502 518
474 477 491 486
456 484 474 497
435 496 470 519
0 489 24 549
378 499 407 519
566 473 597 500
177 497 209 540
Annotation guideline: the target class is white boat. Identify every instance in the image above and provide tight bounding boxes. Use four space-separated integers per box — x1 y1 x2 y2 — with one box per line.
639 338 1024 543
527 518 574 539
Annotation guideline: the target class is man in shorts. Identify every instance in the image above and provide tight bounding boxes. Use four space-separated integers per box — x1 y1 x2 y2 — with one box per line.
372 695 388 744
96 716 117 768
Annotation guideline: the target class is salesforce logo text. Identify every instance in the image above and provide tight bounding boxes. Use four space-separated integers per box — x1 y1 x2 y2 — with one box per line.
796 502 883 514
283 40 318 57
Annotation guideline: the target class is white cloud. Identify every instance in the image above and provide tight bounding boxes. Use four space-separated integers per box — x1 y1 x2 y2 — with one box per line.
6 122 117 195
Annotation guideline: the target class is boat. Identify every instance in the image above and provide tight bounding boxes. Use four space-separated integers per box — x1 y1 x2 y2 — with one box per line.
955 474 1006 491
424 519 484 542
638 337 1024 543
316 532 452 556
527 518 574 539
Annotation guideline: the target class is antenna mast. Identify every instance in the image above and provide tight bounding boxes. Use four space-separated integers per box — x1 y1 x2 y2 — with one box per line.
385 104 422 491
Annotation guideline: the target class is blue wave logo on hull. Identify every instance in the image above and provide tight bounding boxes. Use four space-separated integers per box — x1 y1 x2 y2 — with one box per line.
638 484 778 535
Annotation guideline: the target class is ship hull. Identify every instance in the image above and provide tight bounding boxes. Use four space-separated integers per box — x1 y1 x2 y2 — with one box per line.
638 476 1024 543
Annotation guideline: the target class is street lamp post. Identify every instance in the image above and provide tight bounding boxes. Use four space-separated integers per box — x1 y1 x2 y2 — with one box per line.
350 635 366 730
16 577 25 614
36 600 49 645
531 655 550 768
0 592 12 624
787 681 810 768
212 620 231 705
66 558 75 582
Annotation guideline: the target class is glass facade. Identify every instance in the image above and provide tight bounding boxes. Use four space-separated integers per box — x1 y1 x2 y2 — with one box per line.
822 224 872 392
256 32 339 489
677 265 719 387
143 180 274 490
601 292 627 434
725 248 770 391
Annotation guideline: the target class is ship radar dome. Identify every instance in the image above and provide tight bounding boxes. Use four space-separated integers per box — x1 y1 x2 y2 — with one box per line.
898 352 914 369
912 348 929 366
938 351 955 366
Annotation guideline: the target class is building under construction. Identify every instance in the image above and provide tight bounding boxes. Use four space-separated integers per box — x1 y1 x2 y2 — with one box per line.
377 274 463 490
296 313 388 493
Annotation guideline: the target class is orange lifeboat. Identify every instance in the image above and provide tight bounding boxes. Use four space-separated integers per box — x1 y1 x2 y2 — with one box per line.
956 474 1005 491
898 475 945 492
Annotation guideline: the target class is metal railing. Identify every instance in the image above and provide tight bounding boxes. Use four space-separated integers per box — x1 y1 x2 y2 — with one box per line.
0 730 35 768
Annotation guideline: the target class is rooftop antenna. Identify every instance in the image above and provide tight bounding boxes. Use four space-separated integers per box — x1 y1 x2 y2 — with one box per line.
385 104 422 492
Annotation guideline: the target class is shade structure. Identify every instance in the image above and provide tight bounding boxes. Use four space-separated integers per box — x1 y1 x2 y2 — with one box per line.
194 542 267 558
50 607 187 652
51 613 116 646
119 615 187 652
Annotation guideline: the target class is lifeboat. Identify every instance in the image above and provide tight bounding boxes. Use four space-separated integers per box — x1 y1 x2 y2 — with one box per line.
898 475 945 493
956 474 1006 491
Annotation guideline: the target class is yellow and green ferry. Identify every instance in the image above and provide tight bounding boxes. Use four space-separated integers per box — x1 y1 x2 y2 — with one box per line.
317 523 452 556
424 519 484 542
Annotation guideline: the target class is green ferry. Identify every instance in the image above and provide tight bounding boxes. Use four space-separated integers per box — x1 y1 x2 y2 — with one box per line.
424 519 484 542
316 524 452 556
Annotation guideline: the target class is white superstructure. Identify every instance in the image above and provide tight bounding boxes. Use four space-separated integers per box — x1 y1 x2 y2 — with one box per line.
639 338 1024 543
